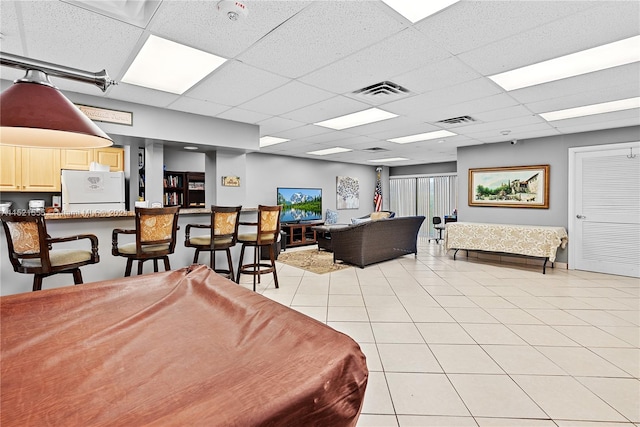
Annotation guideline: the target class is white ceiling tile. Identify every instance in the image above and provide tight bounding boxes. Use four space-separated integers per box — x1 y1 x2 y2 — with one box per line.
473 105 536 123
548 108 640 129
216 108 272 124
415 1 597 55
455 115 548 136
421 94 521 124
148 0 311 59
391 57 482 94
17 1 143 78
300 27 451 95
553 116 640 135
107 83 180 108
237 1 406 78
464 122 560 142
186 60 289 106
167 97 230 117
0 2 23 54
257 116 306 135
383 78 502 118
275 125 334 140
279 96 371 123
239 80 334 115
458 2 640 75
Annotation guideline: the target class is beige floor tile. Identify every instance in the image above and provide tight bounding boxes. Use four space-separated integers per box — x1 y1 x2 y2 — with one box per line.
525 309 589 325
475 418 556 426
377 343 442 373
327 321 375 343
356 414 399 427
468 296 517 309
507 324 581 346
433 295 479 308
481 345 565 375
329 294 365 306
445 307 500 324
430 344 503 374
367 305 414 322
504 296 557 309
591 348 640 377
554 421 636 426
565 309 636 326
609 310 640 326
416 322 476 344
291 306 326 322
540 297 600 310
553 325 634 348
536 346 632 377
512 375 628 422
448 374 546 418
386 373 470 416
328 282 362 295
361 283 397 296
599 326 640 346
484 308 544 325
371 323 425 344
422 285 463 296
397 415 478 426
290 293 328 306
405 307 455 323
328 306 370 322
576 377 640 423
461 323 528 345
360 371 395 415
359 342 383 372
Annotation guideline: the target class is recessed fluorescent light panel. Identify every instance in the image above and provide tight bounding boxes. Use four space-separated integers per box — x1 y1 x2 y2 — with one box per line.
540 97 640 121
381 0 459 23
307 147 352 156
259 136 290 147
122 35 227 94
368 157 408 162
183 146 199 150
388 130 457 144
314 108 398 130
489 35 640 91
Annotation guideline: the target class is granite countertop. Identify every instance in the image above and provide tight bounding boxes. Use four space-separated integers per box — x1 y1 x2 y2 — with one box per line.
45 207 257 220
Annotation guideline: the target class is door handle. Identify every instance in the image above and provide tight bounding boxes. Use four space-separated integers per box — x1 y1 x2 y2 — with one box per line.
576 214 586 219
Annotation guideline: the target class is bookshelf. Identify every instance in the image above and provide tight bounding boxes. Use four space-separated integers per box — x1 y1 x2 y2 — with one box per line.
163 171 205 208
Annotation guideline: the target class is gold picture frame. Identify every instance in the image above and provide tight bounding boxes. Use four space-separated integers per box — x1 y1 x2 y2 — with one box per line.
468 165 550 208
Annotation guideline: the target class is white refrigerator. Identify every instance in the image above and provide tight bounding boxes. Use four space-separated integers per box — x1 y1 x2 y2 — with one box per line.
61 170 126 212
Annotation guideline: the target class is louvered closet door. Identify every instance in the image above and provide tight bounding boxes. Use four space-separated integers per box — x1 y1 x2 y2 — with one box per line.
574 145 640 277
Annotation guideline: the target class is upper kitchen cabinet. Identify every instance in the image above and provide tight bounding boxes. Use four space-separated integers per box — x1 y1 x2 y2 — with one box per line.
0 147 61 192
61 147 124 171
94 147 124 172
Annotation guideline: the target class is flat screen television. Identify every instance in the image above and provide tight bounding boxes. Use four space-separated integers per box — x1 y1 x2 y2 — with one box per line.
277 187 322 223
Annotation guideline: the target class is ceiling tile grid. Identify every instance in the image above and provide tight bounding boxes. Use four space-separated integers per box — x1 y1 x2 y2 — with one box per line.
1 0 638 166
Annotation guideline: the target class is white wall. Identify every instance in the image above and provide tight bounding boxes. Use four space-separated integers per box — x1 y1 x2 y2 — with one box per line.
456 125 640 263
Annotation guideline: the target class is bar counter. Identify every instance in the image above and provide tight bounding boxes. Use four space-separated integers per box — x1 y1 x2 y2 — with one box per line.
0 208 258 295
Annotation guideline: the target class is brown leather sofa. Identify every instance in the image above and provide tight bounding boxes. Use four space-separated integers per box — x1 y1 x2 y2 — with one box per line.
329 216 425 268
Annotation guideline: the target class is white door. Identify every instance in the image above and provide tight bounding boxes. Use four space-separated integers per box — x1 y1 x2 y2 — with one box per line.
570 142 640 277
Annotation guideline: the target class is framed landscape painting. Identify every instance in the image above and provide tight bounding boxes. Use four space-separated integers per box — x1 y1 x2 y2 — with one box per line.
468 165 550 208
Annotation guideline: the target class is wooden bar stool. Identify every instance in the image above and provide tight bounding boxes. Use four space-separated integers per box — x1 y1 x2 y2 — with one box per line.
235 205 281 291
184 205 242 279
112 206 180 276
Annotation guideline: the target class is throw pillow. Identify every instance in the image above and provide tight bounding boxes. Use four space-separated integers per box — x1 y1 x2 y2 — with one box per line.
351 217 371 225
325 209 339 224
370 212 391 221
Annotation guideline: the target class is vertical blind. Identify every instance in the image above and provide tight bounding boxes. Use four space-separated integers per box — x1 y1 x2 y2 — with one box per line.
390 174 458 237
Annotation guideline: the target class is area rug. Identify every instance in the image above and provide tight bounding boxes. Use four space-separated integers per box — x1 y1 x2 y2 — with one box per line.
277 249 352 274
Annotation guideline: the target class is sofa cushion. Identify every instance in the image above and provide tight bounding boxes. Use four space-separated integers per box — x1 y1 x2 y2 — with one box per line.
325 209 339 225
370 211 391 221
351 217 371 225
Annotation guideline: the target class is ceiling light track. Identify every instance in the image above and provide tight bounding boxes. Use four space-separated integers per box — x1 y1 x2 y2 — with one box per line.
0 52 117 92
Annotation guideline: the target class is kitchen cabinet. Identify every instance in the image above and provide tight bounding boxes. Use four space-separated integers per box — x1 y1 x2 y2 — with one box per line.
0 147 61 192
61 147 124 171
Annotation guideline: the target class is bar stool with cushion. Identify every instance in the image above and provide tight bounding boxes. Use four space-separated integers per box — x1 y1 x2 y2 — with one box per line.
112 206 180 276
184 205 242 279
236 205 282 291
1 214 99 291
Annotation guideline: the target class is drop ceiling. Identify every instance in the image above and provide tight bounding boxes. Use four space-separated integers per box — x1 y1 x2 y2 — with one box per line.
1 0 639 166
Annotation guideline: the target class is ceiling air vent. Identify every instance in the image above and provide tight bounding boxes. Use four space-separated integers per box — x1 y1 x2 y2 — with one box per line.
437 115 476 125
362 147 389 152
352 81 410 100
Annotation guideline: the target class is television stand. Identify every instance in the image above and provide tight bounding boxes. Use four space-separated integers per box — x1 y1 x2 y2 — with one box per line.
281 221 324 248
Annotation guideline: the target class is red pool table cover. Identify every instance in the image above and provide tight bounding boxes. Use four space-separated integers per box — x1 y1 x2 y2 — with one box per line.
1 265 368 426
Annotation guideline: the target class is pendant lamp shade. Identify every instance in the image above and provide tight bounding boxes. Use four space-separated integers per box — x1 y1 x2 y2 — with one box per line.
0 72 113 148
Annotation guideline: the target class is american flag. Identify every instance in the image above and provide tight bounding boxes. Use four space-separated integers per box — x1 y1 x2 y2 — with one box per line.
373 169 382 212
